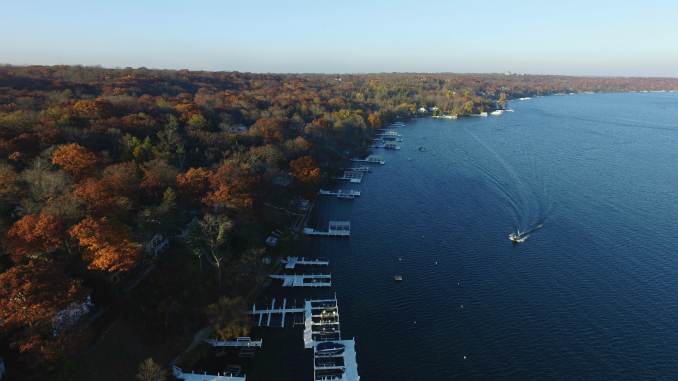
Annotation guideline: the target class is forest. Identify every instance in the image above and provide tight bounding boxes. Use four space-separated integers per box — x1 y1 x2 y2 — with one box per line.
1 64 677 380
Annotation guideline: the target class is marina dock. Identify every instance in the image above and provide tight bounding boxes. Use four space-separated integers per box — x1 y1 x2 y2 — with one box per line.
204 337 262 348
282 256 329 269
332 171 363 183
303 221 350 237
270 273 331 287
318 189 361 199
172 367 245 380
247 298 305 327
351 154 385 165
245 296 359 381
370 141 400 149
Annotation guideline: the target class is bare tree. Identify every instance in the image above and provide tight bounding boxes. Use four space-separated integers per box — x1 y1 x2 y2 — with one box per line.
135 358 165 381
188 214 234 287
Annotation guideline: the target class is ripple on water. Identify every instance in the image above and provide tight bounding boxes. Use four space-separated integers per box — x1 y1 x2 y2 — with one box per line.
304 93 678 380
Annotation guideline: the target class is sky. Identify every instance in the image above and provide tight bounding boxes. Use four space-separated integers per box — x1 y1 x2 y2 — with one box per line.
2 0 678 76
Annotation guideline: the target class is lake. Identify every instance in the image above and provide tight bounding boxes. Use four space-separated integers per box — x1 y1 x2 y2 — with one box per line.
298 92 678 380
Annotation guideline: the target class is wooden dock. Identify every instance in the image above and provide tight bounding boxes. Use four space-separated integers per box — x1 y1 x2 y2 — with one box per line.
282 256 329 269
303 221 350 237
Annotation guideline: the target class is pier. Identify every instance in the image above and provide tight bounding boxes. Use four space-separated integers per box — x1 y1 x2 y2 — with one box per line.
375 130 401 137
246 298 306 327
172 367 245 380
332 171 363 183
351 154 385 165
282 256 329 269
318 189 361 199
270 274 331 287
204 337 262 348
370 142 400 149
245 296 359 381
303 221 350 237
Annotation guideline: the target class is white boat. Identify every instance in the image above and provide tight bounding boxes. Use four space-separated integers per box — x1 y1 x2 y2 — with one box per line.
491 110 504 115
509 229 529 243
316 341 345 356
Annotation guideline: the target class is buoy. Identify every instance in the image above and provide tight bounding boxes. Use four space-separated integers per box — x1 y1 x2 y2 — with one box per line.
399 258 401 261
435 262 438 265
463 356 466 360
461 305 463 308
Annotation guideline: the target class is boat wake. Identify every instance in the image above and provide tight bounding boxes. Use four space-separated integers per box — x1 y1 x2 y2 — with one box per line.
509 224 543 243
460 124 553 238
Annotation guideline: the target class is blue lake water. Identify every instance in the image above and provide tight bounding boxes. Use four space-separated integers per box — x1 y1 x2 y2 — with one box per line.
299 92 678 380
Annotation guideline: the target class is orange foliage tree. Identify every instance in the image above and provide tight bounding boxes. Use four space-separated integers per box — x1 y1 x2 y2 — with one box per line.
68 98 113 120
203 166 262 217
52 143 100 181
2 214 65 261
176 167 213 206
74 162 138 217
368 113 382 130
69 217 142 272
289 156 321 200
0 260 91 364
251 118 286 144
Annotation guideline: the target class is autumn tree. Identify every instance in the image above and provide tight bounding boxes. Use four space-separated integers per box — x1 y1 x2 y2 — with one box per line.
74 162 139 217
250 118 286 144
69 216 142 272
2 213 65 261
203 166 262 217
368 113 382 130
176 167 212 207
0 260 91 364
52 143 100 181
304 117 331 136
289 156 321 200
204 296 251 341
0 163 21 232
68 98 113 120
140 159 179 198
283 136 316 161
0 163 21 205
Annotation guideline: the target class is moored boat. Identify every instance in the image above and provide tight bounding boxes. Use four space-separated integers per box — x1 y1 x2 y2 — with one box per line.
316 341 345 356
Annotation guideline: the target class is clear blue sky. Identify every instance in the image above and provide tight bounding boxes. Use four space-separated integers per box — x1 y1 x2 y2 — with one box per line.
2 0 677 76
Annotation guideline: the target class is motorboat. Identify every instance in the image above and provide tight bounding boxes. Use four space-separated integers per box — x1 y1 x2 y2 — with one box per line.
509 229 529 243
316 341 345 356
